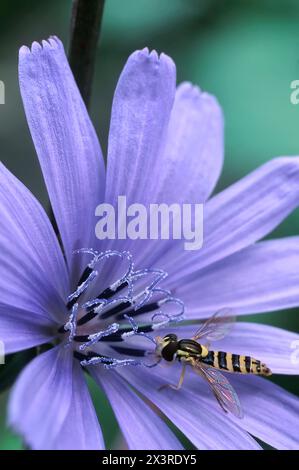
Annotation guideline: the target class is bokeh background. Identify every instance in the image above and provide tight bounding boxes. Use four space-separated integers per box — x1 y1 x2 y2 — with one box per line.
0 0 299 449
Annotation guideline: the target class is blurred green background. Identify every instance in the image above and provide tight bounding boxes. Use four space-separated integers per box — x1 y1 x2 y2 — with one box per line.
0 0 299 449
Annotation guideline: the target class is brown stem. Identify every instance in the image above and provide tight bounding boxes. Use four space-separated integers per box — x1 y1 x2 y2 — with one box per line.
68 0 105 107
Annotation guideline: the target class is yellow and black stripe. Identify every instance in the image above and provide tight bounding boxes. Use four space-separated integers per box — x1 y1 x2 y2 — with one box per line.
201 350 272 376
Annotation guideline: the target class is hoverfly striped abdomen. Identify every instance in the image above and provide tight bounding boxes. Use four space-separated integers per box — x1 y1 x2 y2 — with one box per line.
200 350 271 376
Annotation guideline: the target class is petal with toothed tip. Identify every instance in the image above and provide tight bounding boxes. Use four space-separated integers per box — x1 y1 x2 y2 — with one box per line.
105 47 176 207
19 37 105 284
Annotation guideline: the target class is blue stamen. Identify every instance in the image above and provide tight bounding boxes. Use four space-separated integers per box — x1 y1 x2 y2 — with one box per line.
67 269 98 309
62 249 186 371
64 303 79 345
79 322 119 351
80 355 141 368
121 314 157 346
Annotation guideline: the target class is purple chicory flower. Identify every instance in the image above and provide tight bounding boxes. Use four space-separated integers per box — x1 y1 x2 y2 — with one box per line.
1 36 299 450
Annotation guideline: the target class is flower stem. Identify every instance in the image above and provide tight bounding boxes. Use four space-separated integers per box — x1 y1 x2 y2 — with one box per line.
68 0 105 108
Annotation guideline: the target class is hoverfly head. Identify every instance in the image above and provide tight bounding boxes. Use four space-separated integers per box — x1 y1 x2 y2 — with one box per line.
155 334 178 361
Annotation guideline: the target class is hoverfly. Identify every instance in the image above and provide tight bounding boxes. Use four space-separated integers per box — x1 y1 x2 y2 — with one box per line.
155 308 272 418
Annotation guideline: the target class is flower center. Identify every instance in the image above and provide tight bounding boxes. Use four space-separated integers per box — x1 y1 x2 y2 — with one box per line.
58 249 185 369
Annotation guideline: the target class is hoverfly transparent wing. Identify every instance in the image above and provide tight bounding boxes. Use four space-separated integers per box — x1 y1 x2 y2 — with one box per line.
192 308 236 342
192 360 243 418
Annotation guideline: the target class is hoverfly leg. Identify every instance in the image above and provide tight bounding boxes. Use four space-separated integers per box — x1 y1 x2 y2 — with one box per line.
158 364 186 392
